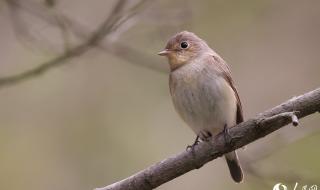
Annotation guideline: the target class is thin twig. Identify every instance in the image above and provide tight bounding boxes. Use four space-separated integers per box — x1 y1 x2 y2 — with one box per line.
7 0 165 71
0 0 151 88
291 113 299 126
258 111 300 128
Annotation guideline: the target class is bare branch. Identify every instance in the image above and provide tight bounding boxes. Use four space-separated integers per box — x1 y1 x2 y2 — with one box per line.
291 112 299 126
0 0 151 88
96 88 320 190
6 0 167 72
257 111 300 128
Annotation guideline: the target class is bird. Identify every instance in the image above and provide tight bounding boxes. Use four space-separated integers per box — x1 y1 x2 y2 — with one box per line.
158 31 244 183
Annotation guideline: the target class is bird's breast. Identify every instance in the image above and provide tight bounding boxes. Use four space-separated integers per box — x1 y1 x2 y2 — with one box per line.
169 62 237 135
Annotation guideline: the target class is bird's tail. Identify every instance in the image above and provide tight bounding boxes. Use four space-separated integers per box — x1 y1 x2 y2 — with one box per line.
225 151 243 183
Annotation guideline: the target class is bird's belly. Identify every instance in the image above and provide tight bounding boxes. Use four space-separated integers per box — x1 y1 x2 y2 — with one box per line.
171 74 237 136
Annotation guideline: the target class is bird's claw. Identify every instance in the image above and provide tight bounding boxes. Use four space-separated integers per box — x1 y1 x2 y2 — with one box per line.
186 136 200 151
223 125 232 145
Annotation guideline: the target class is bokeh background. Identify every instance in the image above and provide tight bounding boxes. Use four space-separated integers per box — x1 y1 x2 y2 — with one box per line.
0 0 319 190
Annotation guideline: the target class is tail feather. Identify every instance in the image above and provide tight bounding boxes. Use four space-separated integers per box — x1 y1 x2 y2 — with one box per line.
225 151 243 183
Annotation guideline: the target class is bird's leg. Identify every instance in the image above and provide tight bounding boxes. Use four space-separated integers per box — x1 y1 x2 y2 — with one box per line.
223 124 232 146
199 130 212 141
186 135 200 151
186 130 212 151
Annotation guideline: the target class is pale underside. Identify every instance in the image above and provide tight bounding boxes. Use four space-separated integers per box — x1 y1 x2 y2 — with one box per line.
170 57 237 137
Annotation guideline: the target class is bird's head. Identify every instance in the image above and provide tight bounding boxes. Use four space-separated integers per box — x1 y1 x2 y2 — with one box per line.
158 31 211 71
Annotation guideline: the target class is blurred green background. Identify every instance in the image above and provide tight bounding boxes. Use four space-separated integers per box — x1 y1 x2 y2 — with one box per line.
0 0 319 190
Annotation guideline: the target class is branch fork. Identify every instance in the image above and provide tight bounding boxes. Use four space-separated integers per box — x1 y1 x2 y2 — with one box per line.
258 111 300 128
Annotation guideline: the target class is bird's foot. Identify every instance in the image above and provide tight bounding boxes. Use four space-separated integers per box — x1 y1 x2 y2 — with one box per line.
186 135 200 151
223 124 232 146
199 130 212 141
186 130 213 151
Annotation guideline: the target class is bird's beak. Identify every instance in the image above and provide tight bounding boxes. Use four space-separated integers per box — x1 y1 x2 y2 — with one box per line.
158 49 171 56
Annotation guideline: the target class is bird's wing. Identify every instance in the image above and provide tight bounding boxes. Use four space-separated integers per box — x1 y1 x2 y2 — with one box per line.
210 55 244 124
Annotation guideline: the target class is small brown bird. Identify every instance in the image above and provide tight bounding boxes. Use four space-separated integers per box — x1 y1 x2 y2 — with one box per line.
158 31 244 183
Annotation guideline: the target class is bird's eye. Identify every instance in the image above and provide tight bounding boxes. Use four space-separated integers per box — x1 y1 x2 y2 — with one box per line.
180 41 189 49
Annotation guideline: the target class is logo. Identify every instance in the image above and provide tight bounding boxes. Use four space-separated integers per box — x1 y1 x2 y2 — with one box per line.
273 183 317 190
273 183 288 190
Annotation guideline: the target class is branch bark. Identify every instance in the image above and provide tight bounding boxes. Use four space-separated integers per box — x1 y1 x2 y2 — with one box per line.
96 87 320 190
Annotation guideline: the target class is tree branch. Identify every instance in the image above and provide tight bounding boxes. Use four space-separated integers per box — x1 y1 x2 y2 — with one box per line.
0 0 150 88
96 87 320 190
5 0 167 73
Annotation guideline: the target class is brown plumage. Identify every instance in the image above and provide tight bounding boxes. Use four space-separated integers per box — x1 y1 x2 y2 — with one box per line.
159 31 244 183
